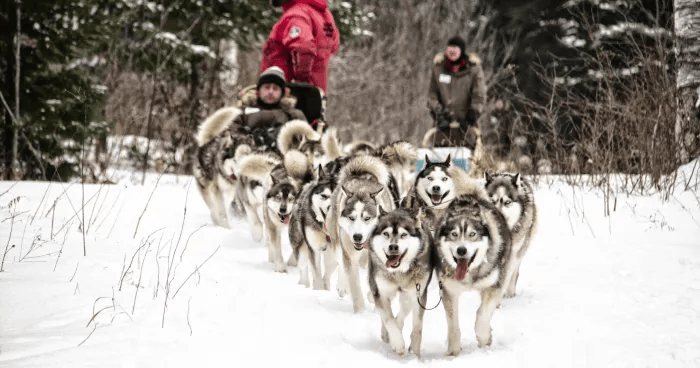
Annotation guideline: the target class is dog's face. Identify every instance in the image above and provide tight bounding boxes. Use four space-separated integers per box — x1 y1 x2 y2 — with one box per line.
311 182 334 223
416 155 455 208
338 187 383 251
266 182 297 224
437 212 490 281
370 208 422 273
485 173 523 229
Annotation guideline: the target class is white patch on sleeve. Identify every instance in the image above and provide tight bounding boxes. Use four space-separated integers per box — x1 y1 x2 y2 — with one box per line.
290 26 301 38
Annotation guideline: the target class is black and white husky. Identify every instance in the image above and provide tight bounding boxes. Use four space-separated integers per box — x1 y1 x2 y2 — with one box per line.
288 165 337 289
368 207 432 356
485 172 537 298
433 193 513 356
400 155 456 232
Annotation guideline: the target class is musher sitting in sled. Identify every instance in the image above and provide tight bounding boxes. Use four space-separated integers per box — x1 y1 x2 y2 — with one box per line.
235 66 307 156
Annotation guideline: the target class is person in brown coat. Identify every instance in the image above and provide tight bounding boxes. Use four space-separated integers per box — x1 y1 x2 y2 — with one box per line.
427 36 487 149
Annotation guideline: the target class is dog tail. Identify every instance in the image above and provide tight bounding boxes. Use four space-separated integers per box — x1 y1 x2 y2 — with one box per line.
447 165 489 201
344 141 375 156
277 119 321 156
195 107 242 146
339 155 389 189
237 153 280 183
374 140 417 169
284 149 314 183
422 127 436 148
321 127 342 161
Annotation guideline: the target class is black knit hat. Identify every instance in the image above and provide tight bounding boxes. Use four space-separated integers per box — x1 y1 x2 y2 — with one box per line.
257 66 286 92
447 36 466 58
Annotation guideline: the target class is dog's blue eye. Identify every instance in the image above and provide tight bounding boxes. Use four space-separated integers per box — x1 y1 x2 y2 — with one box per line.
428 177 433 181
469 232 477 238
363 216 371 221
504 201 512 206
383 232 390 238
442 177 448 182
348 216 355 221
451 231 458 238
400 233 408 238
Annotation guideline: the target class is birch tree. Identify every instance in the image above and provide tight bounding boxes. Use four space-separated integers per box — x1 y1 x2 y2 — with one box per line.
675 0 700 162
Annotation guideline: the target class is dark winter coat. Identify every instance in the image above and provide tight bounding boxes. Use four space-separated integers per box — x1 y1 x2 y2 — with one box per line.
428 52 487 125
427 52 487 148
261 0 340 93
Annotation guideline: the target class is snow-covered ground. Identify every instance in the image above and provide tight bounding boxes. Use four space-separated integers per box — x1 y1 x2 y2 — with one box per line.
1 163 699 367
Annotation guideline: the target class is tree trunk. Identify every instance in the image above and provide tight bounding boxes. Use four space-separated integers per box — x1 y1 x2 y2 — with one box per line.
674 0 700 162
11 0 21 179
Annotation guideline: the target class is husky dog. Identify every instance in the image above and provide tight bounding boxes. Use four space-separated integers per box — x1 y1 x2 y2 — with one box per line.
238 150 312 272
325 155 395 313
288 165 337 289
484 172 537 298
433 193 512 356
374 140 417 201
193 106 255 228
368 207 432 356
400 155 456 232
235 153 281 241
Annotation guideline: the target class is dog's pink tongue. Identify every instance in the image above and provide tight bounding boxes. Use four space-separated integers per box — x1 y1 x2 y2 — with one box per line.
455 260 469 281
283 216 290 225
363 242 369 249
385 255 400 268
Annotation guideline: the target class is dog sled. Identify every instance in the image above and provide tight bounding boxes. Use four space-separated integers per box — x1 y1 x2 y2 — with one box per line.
418 106 475 173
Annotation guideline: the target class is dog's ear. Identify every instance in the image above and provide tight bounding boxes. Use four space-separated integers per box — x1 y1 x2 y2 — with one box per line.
424 154 431 166
341 185 353 198
368 187 383 200
484 171 492 185
511 173 521 187
317 164 325 179
378 205 389 216
443 154 452 165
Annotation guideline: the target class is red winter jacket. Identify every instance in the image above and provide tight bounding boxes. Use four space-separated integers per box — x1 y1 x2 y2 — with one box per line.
260 0 340 94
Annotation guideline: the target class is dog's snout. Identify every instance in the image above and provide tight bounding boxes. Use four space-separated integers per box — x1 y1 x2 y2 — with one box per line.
388 244 399 253
456 246 467 256
352 234 362 242
432 185 441 193
280 205 287 213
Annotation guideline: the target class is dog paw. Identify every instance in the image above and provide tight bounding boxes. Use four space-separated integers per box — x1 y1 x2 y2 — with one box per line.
408 341 421 357
381 327 389 343
446 345 462 357
352 302 365 314
273 263 288 273
337 286 348 298
504 289 516 299
477 335 492 348
366 291 375 305
389 332 405 356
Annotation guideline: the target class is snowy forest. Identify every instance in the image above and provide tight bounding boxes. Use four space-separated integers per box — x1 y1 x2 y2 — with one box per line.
1 0 698 182
1 1 700 367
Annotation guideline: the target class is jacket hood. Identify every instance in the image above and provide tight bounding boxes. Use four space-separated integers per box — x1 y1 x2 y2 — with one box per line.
284 0 327 11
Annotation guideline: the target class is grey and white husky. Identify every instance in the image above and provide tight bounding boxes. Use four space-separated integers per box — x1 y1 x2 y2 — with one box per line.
288 165 337 289
237 150 312 272
325 155 396 313
433 193 513 356
485 172 537 298
193 106 254 228
368 207 432 356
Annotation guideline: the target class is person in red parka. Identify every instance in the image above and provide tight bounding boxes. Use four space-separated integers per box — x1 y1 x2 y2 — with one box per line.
261 0 340 131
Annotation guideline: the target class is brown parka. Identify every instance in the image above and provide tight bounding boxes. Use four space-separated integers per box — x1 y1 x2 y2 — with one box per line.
427 52 487 148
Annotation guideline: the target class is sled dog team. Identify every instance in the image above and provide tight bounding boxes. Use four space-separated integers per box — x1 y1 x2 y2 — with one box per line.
194 107 537 357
